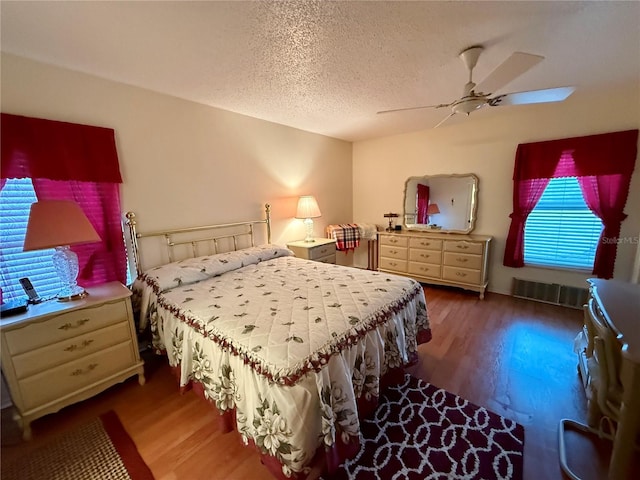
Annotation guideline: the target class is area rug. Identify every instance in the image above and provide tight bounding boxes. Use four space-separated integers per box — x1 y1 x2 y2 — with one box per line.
3 411 154 480
324 374 524 480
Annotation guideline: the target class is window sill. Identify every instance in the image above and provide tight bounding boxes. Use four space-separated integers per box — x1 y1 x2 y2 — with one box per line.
523 262 593 275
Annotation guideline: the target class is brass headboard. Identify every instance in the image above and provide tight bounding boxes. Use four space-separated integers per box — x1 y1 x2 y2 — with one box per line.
125 204 271 276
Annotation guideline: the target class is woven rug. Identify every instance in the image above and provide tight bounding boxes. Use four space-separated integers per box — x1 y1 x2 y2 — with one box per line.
3 411 154 480
324 374 524 480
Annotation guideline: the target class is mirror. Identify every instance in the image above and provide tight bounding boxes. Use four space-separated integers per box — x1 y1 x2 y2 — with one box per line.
403 174 478 233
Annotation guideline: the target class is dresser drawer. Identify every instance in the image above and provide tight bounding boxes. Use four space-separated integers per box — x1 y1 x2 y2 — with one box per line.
12 321 132 380
18 340 137 411
409 249 441 265
442 266 482 285
307 243 336 261
379 257 408 272
408 262 441 278
443 252 482 270
444 240 484 255
379 235 408 248
409 237 442 250
5 300 129 356
380 245 408 260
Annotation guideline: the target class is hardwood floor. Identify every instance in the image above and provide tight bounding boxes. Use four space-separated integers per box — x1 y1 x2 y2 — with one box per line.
2 286 636 479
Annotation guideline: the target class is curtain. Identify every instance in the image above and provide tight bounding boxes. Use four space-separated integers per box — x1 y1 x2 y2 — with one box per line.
1 113 126 285
578 175 630 279
1 113 122 182
503 178 551 267
32 180 127 286
416 184 429 224
503 129 638 276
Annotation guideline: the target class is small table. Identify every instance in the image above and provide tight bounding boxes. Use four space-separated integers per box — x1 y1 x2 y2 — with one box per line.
587 278 640 480
287 238 336 264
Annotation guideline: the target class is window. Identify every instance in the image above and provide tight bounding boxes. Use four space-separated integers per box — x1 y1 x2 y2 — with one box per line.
0 179 61 302
524 177 603 270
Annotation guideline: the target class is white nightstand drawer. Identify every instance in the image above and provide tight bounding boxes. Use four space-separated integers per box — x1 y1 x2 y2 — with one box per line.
316 254 337 264
5 300 128 356
12 321 132 380
18 340 137 411
308 244 336 260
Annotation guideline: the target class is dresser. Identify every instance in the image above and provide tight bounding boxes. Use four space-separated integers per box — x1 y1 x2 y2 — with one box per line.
0 282 145 440
287 238 337 264
584 279 640 480
377 231 491 298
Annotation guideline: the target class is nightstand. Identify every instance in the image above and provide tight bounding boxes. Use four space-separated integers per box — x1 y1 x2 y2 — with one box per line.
287 238 337 264
0 282 145 440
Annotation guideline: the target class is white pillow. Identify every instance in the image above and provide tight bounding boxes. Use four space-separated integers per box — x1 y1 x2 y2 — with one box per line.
140 244 293 292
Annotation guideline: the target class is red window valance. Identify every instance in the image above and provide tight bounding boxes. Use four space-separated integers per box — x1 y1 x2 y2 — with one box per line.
513 129 638 181
1 113 122 183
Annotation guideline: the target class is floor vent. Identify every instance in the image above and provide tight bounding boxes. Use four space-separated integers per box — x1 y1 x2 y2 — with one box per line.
512 278 588 309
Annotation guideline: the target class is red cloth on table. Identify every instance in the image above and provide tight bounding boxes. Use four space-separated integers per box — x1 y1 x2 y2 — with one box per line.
327 224 361 252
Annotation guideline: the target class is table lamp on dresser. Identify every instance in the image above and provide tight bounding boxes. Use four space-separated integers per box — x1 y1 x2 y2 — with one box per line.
23 200 101 301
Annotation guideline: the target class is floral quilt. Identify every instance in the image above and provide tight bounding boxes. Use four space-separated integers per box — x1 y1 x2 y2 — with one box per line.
132 245 430 479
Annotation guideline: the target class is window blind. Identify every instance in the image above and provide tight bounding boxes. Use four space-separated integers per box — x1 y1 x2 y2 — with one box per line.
524 177 603 270
0 179 61 301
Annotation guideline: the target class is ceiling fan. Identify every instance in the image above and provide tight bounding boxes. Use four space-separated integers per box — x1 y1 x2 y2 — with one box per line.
377 46 575 128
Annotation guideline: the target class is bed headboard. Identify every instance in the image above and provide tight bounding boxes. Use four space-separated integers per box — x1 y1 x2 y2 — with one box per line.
125 204 271 276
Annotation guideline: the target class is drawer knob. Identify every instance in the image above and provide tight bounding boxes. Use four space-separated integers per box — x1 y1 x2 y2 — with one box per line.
70 363 98 376
421 242 430 246
390 250 397 254
64 339 94 352
421 254 429 258
390 239 398 243
456 245 469 250
456 272 467 277
456 257 468 263
390 262 397 266
59 319 90 330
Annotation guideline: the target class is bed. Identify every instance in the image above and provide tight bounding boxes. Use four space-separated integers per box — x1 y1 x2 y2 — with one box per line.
127 205 431 479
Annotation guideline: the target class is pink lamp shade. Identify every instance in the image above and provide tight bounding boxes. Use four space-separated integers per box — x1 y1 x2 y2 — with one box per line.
426 203 440 215
23 200 101 301
295 195 322 219
23 200 100 251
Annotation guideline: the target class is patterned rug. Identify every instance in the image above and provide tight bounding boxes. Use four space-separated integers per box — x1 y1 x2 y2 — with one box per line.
3 411 154 480
324 374 524 480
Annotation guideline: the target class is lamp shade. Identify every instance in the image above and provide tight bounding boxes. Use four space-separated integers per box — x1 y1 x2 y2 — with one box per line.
426 203 441 215
23 200 101 251
295 195 322 219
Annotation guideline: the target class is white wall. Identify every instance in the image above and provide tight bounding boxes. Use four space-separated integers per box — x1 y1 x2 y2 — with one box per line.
353 84 640 294
1 54 353 266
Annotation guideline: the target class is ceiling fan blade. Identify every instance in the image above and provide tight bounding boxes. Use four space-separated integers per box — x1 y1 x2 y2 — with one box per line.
434 112 455 128
488 86 575 107
377 103 451 115
476 52 544 94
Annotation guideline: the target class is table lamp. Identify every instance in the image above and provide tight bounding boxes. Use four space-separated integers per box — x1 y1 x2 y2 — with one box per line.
426 203 440 226
296 195 322 242
23 200 101 301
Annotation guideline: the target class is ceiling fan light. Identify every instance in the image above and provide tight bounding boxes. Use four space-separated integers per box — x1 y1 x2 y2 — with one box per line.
452 98 486 115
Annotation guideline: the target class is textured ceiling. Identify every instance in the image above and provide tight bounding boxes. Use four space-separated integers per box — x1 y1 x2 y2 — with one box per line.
1 1 639 141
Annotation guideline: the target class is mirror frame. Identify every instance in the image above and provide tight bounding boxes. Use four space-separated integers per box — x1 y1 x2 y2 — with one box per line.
402 173 479 234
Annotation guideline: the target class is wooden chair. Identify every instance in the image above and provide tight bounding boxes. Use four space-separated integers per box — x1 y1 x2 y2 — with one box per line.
559 298 625 480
